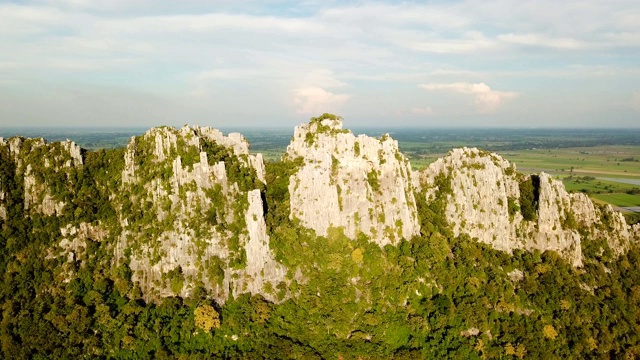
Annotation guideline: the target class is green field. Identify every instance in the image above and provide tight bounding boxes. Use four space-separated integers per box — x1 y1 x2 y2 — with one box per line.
591 193 640 207
260 150 286 162
497 147 640 212
408 145 640 177
498 146 640 179
561 176 639 195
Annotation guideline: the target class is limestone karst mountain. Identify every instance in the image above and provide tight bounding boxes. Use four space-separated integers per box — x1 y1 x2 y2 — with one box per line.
417 147 633 267
1 127 286 304
284 115 420 246
0 115 638 306
115 126 285 303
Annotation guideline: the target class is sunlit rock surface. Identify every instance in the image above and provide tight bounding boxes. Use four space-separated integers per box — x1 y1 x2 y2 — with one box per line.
418 147 634 266
117 126 284 303
285 117 420 246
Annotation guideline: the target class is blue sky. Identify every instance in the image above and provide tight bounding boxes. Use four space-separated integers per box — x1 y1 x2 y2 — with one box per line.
0 0 639 128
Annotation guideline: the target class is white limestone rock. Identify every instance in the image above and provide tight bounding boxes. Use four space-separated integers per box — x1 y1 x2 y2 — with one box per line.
8 137 26 163
632 223 640 243
0 190 5 220
286 117 420 246
116 125 283 304
418 147 520 253
57 222 108 264
418 147 634 266
122 136 137 184
20 139 83 217
234 189 287 303
122 126 265 185
0 138 5 220
0 137 82 219
61 140 83 168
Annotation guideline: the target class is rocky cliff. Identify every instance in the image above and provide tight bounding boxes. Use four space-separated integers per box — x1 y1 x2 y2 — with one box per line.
0 138 5 220
285 115 420 246
115 126 285 303
0 136 83 217
1 117 638 308
418 147 634 266
0 126 286 304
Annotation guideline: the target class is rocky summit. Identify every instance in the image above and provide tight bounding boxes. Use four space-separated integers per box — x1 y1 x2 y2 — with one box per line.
285 115 420 246
418 147 633 267
0 115 638 305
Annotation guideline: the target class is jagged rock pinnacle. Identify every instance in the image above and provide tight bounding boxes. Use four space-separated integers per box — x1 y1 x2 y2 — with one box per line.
285 115 420 246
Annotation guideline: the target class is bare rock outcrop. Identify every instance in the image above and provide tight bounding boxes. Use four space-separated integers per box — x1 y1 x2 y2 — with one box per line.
0 190 5 220
418 147 634 266
632 223 640 243
58 222 108 263
0 138 6 220
3 137 83 217
237 189 287 298
285 116 420 246
2 121 638 308
116 125 284 304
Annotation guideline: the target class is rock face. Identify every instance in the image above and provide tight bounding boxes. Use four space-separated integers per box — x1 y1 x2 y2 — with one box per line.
0 191 5 220
418 147 633 266
1 118 638 307
285 117 420 246
0 137 83 217
116 125 285 303
0 138 6 220
633 224 640 243
57 222 108 264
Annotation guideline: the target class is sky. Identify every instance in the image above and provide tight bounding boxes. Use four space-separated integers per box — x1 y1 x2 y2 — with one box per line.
0 0 639 128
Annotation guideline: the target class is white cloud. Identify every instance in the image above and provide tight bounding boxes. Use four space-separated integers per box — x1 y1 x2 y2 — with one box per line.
420 82 518 113
45 0 146 11
0 1 639 127
498 33 586 49
0 4 67 36
390 30 498 54
601 32 640 47
194 68 264 81
98 13 326 35
411 107 434 116
319 3 471 29
291 69 350 114
293 86 350 115
301 69 348 89
0 61 19 70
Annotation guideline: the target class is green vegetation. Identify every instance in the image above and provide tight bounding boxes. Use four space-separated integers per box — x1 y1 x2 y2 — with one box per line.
366 169 381 193
305 113 349 143
201 139 263 192
310 112 340 122
1 126 640 358
518 175 539 221
507 197 519 221
591 193 640 207
562 176 639 194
